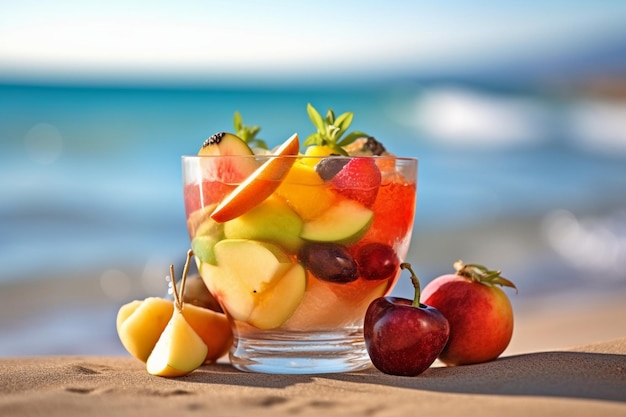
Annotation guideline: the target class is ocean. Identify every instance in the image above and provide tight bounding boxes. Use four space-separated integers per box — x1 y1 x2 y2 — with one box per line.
2 82 626 284
1 82 626 355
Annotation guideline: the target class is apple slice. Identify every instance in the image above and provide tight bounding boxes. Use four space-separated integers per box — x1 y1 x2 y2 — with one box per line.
199 239 306 329
248 263 306 329
186 204 222 238
223 194 304 253
300 198 373 244
192 235 221 265
210 133 300 223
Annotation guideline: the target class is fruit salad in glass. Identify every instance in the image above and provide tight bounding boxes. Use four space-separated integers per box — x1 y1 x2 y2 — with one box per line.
182 105 417 374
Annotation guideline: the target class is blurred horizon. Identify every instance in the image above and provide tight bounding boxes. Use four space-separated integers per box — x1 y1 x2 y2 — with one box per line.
2 1 626 88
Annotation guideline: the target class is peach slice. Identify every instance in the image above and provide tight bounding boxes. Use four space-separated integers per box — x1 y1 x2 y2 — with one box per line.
182 303 233 363
210 133 300 223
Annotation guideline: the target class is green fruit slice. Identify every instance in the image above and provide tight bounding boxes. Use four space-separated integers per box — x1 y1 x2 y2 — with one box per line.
191 235 221 265
300 198 373 244
223 195 304 253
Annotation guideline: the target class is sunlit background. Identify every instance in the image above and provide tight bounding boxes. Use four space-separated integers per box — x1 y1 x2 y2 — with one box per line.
1 1 626 355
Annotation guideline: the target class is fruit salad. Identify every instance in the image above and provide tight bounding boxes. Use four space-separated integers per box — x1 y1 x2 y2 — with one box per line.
182 104 417 335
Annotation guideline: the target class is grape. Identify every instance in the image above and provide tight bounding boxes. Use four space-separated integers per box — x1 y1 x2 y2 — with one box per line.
298 242 358 283
357 243 399 281
315 156 349 181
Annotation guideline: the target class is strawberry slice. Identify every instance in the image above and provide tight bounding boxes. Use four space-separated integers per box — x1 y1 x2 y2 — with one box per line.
331 158 381 207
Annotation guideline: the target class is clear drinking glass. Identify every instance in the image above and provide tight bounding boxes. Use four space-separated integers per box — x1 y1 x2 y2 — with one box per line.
182 154 417 374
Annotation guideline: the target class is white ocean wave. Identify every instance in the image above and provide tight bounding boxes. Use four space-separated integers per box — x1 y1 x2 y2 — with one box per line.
542 208 626 280
404 86 626 158
409 86 551 148
566 99 626 157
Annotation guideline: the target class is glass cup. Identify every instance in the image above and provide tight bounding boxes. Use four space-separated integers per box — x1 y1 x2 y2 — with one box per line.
182 154 417 374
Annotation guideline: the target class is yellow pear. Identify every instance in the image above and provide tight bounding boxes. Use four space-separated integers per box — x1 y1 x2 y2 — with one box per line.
116 297 174 362
145 251 208 377
146 306 208 377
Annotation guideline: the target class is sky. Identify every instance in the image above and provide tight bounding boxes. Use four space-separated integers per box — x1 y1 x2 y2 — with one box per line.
1 1 626 85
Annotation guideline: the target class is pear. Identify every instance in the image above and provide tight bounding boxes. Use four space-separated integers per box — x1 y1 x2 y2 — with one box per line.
116 297 174 362
146 306 208 377
146 251 208 377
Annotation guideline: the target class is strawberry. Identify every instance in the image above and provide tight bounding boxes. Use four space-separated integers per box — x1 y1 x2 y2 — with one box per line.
331 157 381 207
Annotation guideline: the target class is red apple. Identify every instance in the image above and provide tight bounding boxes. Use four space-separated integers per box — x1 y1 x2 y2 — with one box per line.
421 260 517 366
364 263 450 376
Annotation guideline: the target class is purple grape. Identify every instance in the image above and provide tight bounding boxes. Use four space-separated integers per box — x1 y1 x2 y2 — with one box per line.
315 157 349 181
298 242 358 283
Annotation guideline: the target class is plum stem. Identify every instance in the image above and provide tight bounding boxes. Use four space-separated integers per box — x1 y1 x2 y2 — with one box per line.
400 263 421 308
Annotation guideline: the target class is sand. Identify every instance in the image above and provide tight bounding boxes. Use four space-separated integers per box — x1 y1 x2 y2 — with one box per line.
2 327 625 417
1 339 625 417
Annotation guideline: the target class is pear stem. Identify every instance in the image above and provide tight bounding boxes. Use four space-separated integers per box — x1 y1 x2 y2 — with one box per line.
170 264 180 310
170 249 195 312
400 263 421 308
180 249 193 306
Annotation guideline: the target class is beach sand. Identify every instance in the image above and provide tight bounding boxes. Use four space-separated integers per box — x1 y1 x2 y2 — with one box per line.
1 288 625 417
1 338 625 417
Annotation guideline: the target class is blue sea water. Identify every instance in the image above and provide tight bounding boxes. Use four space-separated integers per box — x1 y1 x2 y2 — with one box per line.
1 82 626 287
2 82 626 357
